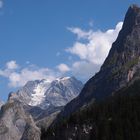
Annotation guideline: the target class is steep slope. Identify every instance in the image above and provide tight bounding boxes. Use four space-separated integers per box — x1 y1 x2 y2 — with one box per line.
43 79 140 140
0 101 40 140
59 4 140 118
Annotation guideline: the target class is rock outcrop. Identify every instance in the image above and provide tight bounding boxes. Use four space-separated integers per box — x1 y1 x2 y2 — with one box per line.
0 101 40 140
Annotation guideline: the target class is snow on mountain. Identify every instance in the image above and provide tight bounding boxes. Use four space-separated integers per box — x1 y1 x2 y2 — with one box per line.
29 79 51 106
9 77 83 109
40 77 83 108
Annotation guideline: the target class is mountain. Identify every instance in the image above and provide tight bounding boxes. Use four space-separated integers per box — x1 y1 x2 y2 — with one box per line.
9 77 83 110
57 4 140 118
0 101 40 140
43 79 140 140
1 4 140 140
8 76 83 129
0 77 83 140
41 4 140 140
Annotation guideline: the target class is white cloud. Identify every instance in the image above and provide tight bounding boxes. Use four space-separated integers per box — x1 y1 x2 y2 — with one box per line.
8 68 56 87
0 0 3 8
66 22 123 80
6 60 19 70
67 42 88 59
67 27 92 40
0 22 123 88
0 61 58 88
57 63 70 73
72 61 100 80
67 22 123 65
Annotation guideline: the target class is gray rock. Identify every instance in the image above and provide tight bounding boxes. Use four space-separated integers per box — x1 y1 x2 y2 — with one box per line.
9 77 83 120
0 77 83 139
0 101 40 140
9 77 83 110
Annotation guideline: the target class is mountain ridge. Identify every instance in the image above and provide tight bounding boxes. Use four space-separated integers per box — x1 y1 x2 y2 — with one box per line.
9 76 83 110
42 4 140 140
1 4 140 140
55 4 140 119
0 76 83 140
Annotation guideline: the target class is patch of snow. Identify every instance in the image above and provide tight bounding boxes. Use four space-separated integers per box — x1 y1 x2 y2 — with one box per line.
61 77 71 81
56 77 71 82
29 80 51 106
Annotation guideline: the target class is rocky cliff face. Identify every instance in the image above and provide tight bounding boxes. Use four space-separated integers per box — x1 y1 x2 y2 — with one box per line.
0 101 40 140
59 4 140 118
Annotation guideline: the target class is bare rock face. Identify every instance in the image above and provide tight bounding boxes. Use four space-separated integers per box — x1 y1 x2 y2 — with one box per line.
21 122 41 140
8 77 83 124
59 4 140 118
0 101 40 140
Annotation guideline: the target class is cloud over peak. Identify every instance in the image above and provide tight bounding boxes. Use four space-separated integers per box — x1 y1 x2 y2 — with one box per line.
6 61 19 70
67 22 123 65
0 61 58 88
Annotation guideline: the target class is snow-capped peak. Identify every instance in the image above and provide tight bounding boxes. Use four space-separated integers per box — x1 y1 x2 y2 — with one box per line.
10 77 83 109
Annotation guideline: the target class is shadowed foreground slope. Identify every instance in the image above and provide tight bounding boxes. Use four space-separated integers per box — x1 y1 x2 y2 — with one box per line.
42 79 140 140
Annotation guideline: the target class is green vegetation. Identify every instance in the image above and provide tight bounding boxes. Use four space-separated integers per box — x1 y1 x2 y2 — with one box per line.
124 57 139 70
42 80 140 140
109 56 139 81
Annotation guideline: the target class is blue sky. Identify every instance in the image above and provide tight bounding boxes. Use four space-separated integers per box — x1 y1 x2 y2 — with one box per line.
0 0 140 101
